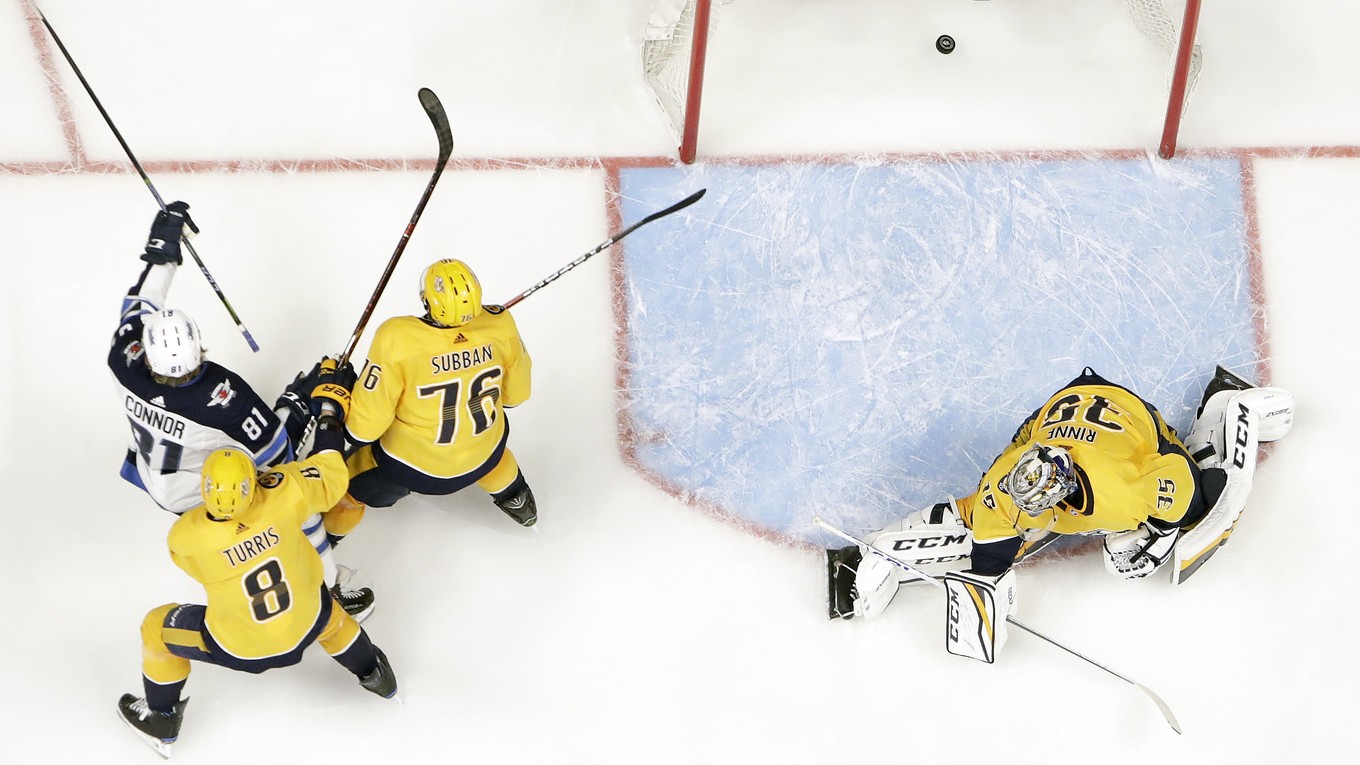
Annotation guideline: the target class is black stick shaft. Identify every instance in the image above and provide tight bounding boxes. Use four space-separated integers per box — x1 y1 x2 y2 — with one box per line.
338 88 454 368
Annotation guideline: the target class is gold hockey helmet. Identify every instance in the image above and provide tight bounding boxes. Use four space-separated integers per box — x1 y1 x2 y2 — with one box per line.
1001 442 1078 517
420 259 483 328
201 448 257 520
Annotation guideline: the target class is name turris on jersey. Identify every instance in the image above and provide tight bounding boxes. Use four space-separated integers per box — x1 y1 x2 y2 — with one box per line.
222 526 281 567
126 396 186 438
431 344 495 375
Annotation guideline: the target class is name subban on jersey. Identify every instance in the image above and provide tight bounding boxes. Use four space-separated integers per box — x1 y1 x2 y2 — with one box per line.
430 344 495 375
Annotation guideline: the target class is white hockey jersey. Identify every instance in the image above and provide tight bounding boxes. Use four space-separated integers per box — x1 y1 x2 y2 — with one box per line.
108 263 292 514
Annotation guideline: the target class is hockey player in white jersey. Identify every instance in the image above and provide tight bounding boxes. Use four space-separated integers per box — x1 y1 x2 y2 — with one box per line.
108 202 375 621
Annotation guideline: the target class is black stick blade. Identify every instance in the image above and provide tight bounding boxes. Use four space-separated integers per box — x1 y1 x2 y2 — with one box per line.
652 188 705 221
418 87 454 165
613 188 707 243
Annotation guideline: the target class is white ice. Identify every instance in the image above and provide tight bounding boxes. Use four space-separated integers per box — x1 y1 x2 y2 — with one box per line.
1 1 1357 763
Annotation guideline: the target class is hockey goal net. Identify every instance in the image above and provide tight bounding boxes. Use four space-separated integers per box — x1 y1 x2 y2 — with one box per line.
641 0 1203 163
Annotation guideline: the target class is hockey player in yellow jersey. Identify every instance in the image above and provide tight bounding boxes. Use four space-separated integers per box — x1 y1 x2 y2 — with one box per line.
827 366 1293 663
117 361 398 758
325 258 536 541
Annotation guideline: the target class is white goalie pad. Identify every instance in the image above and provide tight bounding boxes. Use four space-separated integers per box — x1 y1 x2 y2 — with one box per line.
1174 396 1267 584
944 569 1017 664
865 500 973 583
845 501 973 619
1185 386 1294 469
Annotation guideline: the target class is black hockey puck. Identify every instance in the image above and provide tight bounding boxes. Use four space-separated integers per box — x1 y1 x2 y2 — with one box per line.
936 35 955 55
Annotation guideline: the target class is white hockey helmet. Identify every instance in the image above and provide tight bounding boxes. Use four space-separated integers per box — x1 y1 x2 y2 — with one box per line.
142 308 204 381
1002 442 1078 517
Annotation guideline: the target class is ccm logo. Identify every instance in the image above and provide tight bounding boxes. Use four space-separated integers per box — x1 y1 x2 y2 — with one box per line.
1232 403 1251 468
947 588 961 641
892 534 967 551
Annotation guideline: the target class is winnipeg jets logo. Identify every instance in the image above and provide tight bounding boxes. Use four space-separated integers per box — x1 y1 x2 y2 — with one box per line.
124 340 145 367
208 379 237 408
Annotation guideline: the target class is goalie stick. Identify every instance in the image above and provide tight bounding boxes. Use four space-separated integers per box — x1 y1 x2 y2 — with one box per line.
26 0 260 352
813 517 1183 734
337 87 454 369
502 189 706 309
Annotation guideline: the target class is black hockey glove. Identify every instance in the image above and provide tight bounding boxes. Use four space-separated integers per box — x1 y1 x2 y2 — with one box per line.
273 361 324 440
141 201 199 265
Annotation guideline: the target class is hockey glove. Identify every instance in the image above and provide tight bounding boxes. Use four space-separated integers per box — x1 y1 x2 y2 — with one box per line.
142 201 199 265
1103 523 1177 580
273 362 325 441
311 356 357 419
944 569 1017 664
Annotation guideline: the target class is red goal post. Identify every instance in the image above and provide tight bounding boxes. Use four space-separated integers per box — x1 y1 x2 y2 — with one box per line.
641 0 1204 163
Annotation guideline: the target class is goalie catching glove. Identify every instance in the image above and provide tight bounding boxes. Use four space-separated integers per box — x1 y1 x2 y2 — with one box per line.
1103 522 1177 580
944 569 1017 664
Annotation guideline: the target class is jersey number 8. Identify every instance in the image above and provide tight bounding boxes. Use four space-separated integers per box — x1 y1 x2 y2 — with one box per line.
243 558 292 622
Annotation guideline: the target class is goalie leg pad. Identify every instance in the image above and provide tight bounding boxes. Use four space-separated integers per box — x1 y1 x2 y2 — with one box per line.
829 501 974 620
865 500 973 582
944 569 1017 664
1185 383 1294 468
1174 401 1263 584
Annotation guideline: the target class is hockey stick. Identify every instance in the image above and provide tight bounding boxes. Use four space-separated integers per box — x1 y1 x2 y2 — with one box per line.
337 87 454 368
813 517 1183 734
26 0 260 352
501 189 706 309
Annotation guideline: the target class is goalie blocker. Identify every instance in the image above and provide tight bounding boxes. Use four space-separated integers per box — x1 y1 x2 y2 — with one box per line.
945 569 1017 664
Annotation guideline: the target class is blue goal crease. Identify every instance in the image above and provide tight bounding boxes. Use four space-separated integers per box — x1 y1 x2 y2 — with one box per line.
615 156 1260 544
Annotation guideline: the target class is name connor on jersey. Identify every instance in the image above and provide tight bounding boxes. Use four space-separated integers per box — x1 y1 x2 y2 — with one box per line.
127 396 186 438
222 526 281 567
431 344 495 375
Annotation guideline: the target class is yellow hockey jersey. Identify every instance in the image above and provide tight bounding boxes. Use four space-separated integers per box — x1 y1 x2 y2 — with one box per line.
346 309 531 480
958 372 1197 546
167 449 348 658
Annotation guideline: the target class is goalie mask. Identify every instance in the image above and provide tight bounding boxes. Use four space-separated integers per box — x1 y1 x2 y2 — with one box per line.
142 308 204 383
1002 442 1078 517
201 448 257 521
420 259 483 328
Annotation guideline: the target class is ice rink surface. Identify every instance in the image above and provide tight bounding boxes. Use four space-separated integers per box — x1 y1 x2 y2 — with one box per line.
2 1 1357 763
